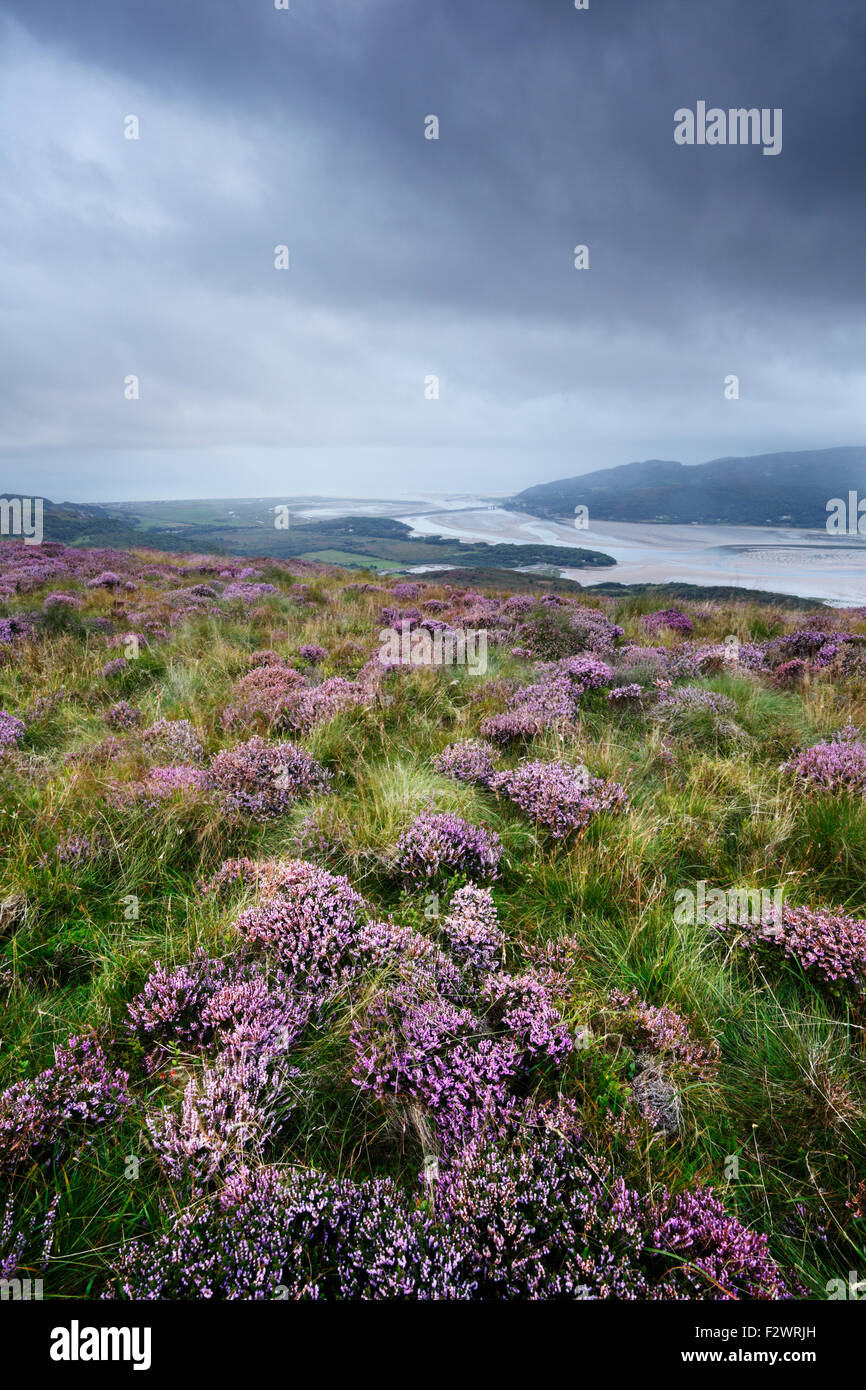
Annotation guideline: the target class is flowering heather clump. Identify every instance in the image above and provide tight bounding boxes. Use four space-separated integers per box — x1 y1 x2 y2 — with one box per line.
432 739 499 787
351 984 520 1143
202 972 311 1060
782 726 866 794
553 653 615 695
141 765 213 800
516 605 622 661
0 1037 130 1179
209 736 331 820
392 811 502 882
196 857 260 896
641 607 694 636
490 759 629 839
43 591 82 610
392 582 422 600
247 649 286 668
109 766 212 812
298 643 327 663
129 951 246 1063
718 904 866 992
0 614 36 646
287 676 369 732
147 1053 300 1187
141 717 205 764
22 689 66 723
354 920 464 999
647 1185 794 1300
104 699 142 730
0 710 26 749
221 581 279 603
234 860 365 996
482 660 608 746
482 970 573 1067
100 657 127 679
502 594 535 618
480 706 548 745
616 642 668 671
441 886 504 973
566 606 624 654
608 684 643 704
86 571 123 590
608 988 720 1080
436 1115 792 1300
54 834 96 866
522 934 582 994
107 1163 450 1300
222 664 306 730
653 685 736 726
765 628 849 667
770 658 808 689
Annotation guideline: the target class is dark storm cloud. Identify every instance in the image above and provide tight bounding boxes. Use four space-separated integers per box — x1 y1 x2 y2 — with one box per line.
0 0 863 498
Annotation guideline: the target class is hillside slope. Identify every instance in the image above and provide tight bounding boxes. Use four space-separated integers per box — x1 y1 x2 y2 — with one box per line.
511 447 866 526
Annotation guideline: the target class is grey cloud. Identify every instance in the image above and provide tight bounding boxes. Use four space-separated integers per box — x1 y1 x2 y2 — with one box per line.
0 0 863 499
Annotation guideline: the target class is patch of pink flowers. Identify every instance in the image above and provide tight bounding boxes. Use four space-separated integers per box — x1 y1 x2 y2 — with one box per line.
718 904 866 991
392 811 503 882
209 736 331 820
490 759 628 838
782 725 866 794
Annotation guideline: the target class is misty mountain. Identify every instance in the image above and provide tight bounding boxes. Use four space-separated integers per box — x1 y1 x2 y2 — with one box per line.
510 447 866 527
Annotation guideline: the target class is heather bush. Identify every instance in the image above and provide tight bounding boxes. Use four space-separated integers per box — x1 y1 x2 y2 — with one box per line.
108 1163 451 1299
141 717 205 764
783 726 866 795
129 950 245 1064
1 1194 59 1282
0 1037 130 1178
608 988 720 1080
436 1112 792 1300
641 607 694 636
209 737 331 819
105 700 143 731
392 811 503 882
0 710 26 749
432 738 498 786
147 1053 301 1187
441 886 504 973
490 759 629 838
351 983 521 1144
221 664 306 731
717 904 866 992
234 860 365 995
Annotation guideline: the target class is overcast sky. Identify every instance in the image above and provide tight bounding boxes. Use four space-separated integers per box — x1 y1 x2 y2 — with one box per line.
0 0 864 501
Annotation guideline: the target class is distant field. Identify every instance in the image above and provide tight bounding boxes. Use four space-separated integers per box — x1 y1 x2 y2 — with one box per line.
298 549 404 571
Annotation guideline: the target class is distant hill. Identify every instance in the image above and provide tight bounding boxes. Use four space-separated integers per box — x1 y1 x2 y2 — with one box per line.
510 447 866 527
